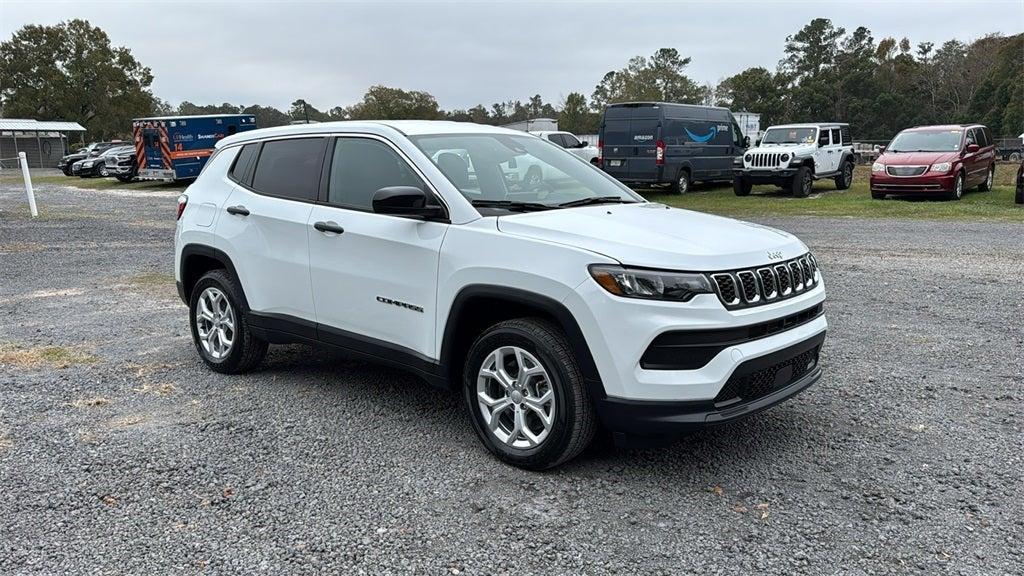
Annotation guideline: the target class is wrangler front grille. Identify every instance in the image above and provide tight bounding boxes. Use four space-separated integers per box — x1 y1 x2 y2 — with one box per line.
709 253 819 310
748 152 785 168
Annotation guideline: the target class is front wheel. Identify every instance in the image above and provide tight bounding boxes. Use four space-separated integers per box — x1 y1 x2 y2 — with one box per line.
792 166 813 198
834 161 854 190
463 318 596 470
733 176 751 196
189 270 267 374
948 172 964 201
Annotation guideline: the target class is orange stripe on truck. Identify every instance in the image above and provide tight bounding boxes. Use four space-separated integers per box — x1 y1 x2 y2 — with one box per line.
169 148 214 160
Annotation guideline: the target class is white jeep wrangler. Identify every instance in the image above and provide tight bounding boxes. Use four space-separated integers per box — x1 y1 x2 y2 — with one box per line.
733 123 855 198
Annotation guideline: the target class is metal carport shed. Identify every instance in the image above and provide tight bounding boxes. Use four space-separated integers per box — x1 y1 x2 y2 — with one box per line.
0 119 87 168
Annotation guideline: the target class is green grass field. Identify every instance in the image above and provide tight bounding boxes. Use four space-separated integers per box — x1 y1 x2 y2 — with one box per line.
642 165 1023 222
4 164 1021 222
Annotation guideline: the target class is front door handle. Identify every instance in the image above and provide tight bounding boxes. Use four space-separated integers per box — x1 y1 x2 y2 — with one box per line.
226 205 249 216
313 221 345 234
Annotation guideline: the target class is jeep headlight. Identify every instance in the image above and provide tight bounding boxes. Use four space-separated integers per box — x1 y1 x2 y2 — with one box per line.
872 162 885 172
930 162 951 173
589 265 713 302
743 153 752 163
780 153 790 163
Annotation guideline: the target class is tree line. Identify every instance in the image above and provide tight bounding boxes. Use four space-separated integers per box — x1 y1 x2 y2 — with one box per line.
1 19 1020 143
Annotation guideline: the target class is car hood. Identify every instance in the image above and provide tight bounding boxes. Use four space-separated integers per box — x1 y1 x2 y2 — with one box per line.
879 151 959 165
496 203 808 270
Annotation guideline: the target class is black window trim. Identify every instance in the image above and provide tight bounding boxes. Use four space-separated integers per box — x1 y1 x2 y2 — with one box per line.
319 133 451 221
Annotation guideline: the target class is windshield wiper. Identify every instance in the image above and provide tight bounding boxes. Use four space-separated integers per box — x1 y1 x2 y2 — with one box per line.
470 199 551 212
557 196 637 208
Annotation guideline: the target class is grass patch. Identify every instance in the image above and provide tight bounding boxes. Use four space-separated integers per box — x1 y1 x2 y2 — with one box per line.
639 165 1023 222
0 343 100 368
28 175 186 192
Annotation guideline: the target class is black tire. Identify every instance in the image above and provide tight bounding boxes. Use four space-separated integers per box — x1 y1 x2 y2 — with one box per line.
670 169 690 194
189 269 267 374
977 165 994 192
948 172 964 201
115 174 134 183
61 166 73 176
792 166 812 198
834 161 854 190
1010 152 1021 162
463 318 596 470
1015 186 1022 204
733 176 752 196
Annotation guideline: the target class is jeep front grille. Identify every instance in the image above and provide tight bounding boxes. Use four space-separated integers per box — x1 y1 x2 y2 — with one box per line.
749 152 784 168
708 253 819 310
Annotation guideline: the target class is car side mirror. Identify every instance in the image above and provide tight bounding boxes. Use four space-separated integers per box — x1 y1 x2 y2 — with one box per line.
965 143 980 153
372 186 445 219
579 141 588 147
743 136 751 148
878 145 886 153
755 139 761 147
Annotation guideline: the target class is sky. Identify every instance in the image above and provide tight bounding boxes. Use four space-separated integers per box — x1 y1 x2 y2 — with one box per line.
1 0 1021 112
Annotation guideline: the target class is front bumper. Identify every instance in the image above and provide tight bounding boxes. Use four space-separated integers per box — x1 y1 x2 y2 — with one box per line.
596 331 824 441
870 172 955 194
138 168 177 181
735 167 799 182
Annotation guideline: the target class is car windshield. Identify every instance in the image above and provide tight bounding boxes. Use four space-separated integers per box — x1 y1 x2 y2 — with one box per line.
410 133 640 210
761 127 817 145
888 130 962 152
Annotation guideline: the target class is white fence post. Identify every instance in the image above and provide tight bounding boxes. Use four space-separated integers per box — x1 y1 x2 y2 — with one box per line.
18 152 38 218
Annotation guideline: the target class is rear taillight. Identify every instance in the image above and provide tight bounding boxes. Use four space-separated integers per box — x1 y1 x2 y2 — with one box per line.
176 194 188 220
656 139 665 165
597 139 603 167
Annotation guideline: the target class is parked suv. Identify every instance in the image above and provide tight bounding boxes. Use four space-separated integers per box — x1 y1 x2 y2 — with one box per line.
870 124 996 200
75 145 136 180
598 102 748 193
174 121 827 469
733 123 855 198
58 141 122 176
530 131 599 164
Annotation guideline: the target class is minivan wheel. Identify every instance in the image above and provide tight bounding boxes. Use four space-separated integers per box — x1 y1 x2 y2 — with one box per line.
189 269 267 374
978 166 994 192
834 161 854 190
948 172 964 201
671 170 690 194
463 318 596 470
792 166 812 198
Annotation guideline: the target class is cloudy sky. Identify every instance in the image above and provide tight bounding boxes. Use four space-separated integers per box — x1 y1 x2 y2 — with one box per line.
1 0 1021 111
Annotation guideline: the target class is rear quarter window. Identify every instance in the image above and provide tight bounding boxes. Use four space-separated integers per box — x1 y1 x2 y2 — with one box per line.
229 143 260 185
250 138 326 201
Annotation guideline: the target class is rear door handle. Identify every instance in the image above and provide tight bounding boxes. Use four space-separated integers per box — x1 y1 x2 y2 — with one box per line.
226 205 249 216
313 221 344 234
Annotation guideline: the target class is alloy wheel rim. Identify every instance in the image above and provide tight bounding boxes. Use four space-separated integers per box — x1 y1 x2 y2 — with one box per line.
956 176 963 198
803 173 812 194
476 346 555 449
195 287 235 360
845 164 853 183
987 168 993 188
679 174 688 193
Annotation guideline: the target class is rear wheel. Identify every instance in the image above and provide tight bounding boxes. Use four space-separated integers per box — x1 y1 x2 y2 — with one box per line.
733 176 752 196
792 166 813 198
948 172 964 201
671 170 690 194
189 270 267 374
834 161 854 190
978 165 994 191
463 318 595 470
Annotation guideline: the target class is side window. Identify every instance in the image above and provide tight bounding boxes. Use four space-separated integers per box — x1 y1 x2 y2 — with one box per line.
250 138 324 201
841 126 852 145
965 128 977 146
830 128 842 145
817 129 830 147
230 143 260 185
983 127 994 147
976 127 989 147
328 138 425 210
546 134 567 147
731 121 743 146
561 134 581 148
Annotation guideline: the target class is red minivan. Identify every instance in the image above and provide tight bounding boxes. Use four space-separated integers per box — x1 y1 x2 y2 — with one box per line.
870 124 997 200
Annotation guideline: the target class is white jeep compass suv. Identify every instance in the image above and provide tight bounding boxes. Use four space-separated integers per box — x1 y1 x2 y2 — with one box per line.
174 121 827 469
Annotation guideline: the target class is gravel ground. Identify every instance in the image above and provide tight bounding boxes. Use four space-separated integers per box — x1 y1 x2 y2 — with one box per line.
1 180 1022 575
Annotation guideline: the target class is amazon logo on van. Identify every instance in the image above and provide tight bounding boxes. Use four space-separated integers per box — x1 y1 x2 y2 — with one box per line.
633 135 654 142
